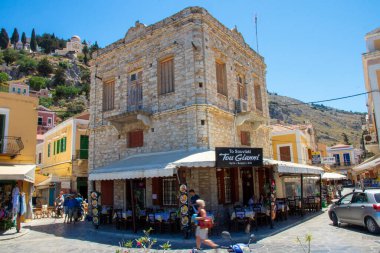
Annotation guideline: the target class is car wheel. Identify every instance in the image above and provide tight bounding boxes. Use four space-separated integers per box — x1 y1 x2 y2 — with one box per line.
331 212 338 226
366 217 380 234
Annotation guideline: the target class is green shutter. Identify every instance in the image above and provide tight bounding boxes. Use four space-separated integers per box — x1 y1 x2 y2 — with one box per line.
60 138 64 152
57 139 60 154
53 141 56 155
48 143 50 157
79 135 89 159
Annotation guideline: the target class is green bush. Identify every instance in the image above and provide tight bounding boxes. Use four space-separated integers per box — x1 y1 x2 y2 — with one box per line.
54 85 80 99
58 61 70 69
37 57 53 77
0 72 9 83
39 97 53 107
29 76 48 90
3 48 18 65
17 55 37 73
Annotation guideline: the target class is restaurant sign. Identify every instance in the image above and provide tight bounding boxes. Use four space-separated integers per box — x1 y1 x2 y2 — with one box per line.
215 147 263 168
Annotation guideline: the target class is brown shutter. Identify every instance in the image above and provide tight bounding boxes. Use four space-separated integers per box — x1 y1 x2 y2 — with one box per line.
308 149 312 160
216 169 225 204
231 168 239 203
279 146 291 162
152 177 163 206
101 180 114 206
254 84 262 111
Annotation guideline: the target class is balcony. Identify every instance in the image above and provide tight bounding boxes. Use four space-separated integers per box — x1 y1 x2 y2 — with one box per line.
74 149 89 160
0 136 24 158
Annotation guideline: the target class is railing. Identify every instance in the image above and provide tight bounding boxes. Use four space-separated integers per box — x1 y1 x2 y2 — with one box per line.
74 149 88 160
0 136 24 158
0 85 9 93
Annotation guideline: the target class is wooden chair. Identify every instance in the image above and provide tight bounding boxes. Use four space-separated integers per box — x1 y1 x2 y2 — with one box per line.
161 212 177 233
252 203 267 227
147 213 161 233
232 210 248 232
114 209 127 230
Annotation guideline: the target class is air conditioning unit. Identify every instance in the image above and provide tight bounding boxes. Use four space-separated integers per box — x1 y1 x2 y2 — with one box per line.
364 133 378 145
235 99 248 113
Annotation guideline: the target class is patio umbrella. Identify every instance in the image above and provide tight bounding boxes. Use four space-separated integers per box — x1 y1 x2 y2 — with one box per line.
322 172 346 180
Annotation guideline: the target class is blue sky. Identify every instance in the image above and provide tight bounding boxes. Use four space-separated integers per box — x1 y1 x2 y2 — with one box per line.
1 0 379 112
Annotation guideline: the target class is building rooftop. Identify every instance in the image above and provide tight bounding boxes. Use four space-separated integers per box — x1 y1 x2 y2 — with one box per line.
366 27 380 37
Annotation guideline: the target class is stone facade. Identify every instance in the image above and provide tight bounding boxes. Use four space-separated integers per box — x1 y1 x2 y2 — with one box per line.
89 7 271 210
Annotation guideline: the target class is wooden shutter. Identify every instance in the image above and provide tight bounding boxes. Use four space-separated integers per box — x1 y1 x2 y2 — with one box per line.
216 62 227 96
158 58 174 95
254 84 262 111
231 168 239 203
101 180 114 206
216 169 225 204
103 80 115 111
241 131 250 146
152 177 163 205
279 146 291 162
128 130 143 148
307 149 312 160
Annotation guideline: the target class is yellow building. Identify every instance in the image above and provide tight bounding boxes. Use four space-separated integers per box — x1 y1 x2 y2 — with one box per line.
271 124 317 164
37 113 89 203
0 92 38 224
327 144 357 179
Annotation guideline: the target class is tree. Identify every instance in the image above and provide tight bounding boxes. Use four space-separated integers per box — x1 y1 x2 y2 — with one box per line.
17 55 37 74
30 28 37 52
342 133 351 145
21 32 27 49
89 41 100 58
10 28 19 49
3 48 18 65
82 44 89 65
29 76 48 90
52 67 66 86
37 57 53 77
0 28 10 49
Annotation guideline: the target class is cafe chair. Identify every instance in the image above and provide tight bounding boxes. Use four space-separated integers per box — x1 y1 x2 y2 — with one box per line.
147 213 161 233
114 209 127 230
161 211 177 233
252 203 267 226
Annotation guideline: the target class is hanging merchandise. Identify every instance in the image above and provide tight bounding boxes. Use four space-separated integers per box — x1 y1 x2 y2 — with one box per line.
90 191 101 229
179 183 190 237
270 178 276 222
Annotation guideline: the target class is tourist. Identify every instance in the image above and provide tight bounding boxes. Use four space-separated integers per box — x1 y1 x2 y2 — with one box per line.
195 199 218 251
189 189 200 211
63 194 69 223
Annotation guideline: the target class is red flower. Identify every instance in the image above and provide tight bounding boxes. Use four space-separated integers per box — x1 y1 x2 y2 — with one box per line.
136 242 142 247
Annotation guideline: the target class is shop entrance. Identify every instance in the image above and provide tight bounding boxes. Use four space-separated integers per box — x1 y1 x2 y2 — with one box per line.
77 177 88 198
256 167 271 197
125 179 146 210
241 167 254 205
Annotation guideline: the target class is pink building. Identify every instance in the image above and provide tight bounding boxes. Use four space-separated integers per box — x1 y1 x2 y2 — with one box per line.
37 105 57 135
29 88 51 98
9 83 29 96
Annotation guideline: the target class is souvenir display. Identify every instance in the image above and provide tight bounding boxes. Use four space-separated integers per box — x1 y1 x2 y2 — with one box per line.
180 205 188 214
181 216 189 226
90 191 101 229
179 183 190 234
179 184 187 193
180 194 187 204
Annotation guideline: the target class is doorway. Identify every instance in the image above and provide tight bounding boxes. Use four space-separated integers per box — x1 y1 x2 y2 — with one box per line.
241 167 254 205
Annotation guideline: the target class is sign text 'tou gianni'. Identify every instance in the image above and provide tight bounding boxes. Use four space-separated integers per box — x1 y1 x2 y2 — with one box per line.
215 147 263 167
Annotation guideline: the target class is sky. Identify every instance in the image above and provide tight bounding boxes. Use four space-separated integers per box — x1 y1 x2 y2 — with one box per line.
1 0 380 113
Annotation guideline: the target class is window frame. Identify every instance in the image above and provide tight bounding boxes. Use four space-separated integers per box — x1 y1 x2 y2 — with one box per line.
240 131 251 146
102 79 115 111
162 177 178 206
128 130 144 148
254 84 263 111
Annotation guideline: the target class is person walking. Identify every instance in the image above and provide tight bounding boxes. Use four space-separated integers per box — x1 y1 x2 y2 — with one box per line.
63 194 69 223
195 199 218 251
337 183 343 198
67 195 76 223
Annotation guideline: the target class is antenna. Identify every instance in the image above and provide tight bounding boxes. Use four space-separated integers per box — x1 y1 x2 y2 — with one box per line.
254 14 259 53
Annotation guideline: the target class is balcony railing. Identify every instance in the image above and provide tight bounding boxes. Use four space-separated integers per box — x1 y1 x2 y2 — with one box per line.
0 85 9 93
74 149 88 160
0 136 24 158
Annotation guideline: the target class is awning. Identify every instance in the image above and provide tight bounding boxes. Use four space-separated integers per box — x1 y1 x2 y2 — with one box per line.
352 154 380 173
264 159 324 175
0 164 36 183
35 174 60 189
89 149 212 181
322 172 347 180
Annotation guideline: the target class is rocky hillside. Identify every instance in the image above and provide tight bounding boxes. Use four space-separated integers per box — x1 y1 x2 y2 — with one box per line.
269 93 365 147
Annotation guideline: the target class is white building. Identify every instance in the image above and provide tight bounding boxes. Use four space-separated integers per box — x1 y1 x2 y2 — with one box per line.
55 35 84 56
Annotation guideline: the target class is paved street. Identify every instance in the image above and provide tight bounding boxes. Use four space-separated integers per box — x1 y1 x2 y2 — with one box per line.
1 208 379 253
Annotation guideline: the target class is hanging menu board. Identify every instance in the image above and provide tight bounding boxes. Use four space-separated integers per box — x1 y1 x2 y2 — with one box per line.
90 191 101 229
179 184 189 231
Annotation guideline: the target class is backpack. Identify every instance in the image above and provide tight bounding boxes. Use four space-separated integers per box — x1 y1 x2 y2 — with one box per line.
199 217 213 229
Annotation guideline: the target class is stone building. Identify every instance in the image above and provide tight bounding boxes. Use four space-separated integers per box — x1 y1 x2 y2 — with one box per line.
55 35 84 56
88 7 323 225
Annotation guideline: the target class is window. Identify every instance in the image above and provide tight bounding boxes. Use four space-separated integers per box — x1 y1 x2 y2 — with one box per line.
38 117 43 125
130 73 137 82
158 58 174 95
53 141 56 155
128 130 143 148
216 61 227 96
254 84 262 111
351 193 368 203
237 74 247 100
23 89 26 94
48 143 51 157
17 88 21 94
57 139 61 154
241 131 250 146
162 177 177 206
12 87 15 92
47 117 52 126
339 193 353 205
334 154 341 166
102 79 115 111
38 153 42 164
279 146 292 162
343 153 351 166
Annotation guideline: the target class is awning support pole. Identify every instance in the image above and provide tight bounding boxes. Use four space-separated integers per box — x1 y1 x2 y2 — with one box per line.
319 174 322 211
130 179 137 233
300 174 304 217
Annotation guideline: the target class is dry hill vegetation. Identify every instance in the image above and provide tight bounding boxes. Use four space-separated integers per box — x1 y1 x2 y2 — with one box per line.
269 93 365 148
